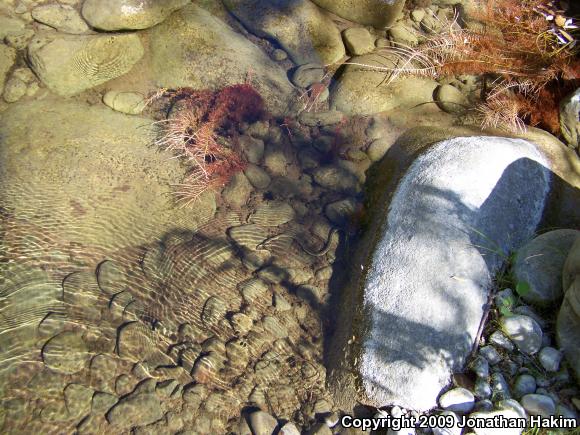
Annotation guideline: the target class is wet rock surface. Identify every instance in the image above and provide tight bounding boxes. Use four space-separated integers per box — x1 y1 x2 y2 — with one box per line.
82 0 189 31
28 33 144 96
223 0 345 65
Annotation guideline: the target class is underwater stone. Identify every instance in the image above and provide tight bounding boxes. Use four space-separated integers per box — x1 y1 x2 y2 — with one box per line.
82 0 189 30
106 392 163 428
42 331 90 375
310 0 405 28
223 0 344 65
32 4 89 34
28 33 144 97
103 91 146 115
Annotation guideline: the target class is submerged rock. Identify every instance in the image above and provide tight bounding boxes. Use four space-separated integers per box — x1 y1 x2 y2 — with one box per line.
31 4 89 34
310 0 405 28
82 0 189 30
329 135 553 411
223 0 345 65
28 33 144 97
329 53 437 116
0 44 17 92
148 4 297 116
102 91 146 115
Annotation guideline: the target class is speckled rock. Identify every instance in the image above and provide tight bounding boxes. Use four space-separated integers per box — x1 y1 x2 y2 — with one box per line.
82 0 190 30
28 33 144 97
223 0 345 65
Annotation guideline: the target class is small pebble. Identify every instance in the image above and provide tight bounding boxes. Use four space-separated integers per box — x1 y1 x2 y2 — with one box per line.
520 394 556 417
489 331 514 352
479 346 502 365
474 379 492 400
438 388 475 413
473 399 493 412
490 372 511 401
469 356 489 378
497 399 527 418
513 374 536 398
272 49 288 61
538 347 562 372
391 405 403 418
500 315 543 354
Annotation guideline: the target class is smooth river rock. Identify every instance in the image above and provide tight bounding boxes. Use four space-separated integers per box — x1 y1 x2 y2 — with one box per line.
28 33 144 97
329 135 553 412
310 0 405 28
82 0 189 30
223 0 345 65
330 53 438 116
513 229 579 306
148 3 297 116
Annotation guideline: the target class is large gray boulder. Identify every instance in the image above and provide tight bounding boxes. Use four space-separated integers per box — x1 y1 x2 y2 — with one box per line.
148 4 297 116
513 229 580 306
82 0 189 30
223 0 345 65
310 0 405 28
329 135 554 412
27 32 144 97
